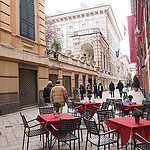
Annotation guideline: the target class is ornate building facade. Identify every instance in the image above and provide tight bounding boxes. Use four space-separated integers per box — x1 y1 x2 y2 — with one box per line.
46 4 123 90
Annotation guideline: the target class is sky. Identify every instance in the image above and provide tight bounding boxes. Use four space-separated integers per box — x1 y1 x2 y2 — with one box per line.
45 0 132 59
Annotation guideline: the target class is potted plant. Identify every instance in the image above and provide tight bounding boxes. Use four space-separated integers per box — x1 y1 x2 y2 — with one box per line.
87 94 92 103
73 88 79 99
51 40 61 60
132 75 139 91
53 101 61 117
132 109 143 123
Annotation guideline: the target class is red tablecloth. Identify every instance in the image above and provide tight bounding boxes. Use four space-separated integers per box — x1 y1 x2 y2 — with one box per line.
123 103 144 112
74 102 101 116
105 117 150 147
37 113 76 134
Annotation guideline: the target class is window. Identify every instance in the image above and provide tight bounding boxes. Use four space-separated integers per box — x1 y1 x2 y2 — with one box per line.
96 21 101 26
20 0 35 41
69 25 73 30
82 23 86 29
56 28 61 32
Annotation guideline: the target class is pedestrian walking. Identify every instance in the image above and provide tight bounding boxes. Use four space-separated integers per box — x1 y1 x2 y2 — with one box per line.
43 81 53 105
109 81 115 97
79 83 86 100
116 80 124 97
98 83 103 98
87 83 92 94
50 80 68 113
93 83 98 99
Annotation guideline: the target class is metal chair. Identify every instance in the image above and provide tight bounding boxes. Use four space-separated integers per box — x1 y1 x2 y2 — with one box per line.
113 99 122 111
20 112 48 150
49 118 81 150
142 100 150 119
96 109 114 130
100 101 110 110
115 103 130 117
74 105 94 141
83 118 119 150
132 133 150 150
39 107 54 115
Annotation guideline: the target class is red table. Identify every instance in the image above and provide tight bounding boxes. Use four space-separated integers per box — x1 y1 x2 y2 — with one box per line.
105 117 150 147
123 103 144 112
74 102 101 116
37 113 76 133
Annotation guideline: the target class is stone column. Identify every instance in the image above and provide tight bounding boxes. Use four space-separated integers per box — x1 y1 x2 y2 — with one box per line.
58 70 63 84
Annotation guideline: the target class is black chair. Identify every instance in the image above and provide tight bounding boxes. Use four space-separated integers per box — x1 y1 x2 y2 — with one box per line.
49 118 81 150
74 105 94 141
115 103 130 117
20 112 48 150
83 118 119 150
113 99 122 111
142 101 150 119
132 133 150 150
97 109 114 130
100 101 110 110
39 107 54 115
106 98 114 107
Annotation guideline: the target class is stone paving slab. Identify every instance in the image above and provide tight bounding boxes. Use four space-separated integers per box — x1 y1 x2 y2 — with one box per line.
0 89 144 150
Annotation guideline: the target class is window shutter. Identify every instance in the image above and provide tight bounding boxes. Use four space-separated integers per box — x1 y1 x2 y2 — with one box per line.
20 0 35 40
20 0 28 37
28 0 35 40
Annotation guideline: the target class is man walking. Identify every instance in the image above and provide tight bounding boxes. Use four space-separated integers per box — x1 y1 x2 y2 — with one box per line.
93 83 98 99
117 80 124 97
98 83 103 98
50 80 68 113
79 83 86 100
109 81 115 97
43 81 53 105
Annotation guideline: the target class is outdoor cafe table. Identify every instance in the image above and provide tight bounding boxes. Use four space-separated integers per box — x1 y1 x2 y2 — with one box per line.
105 117 150 148
74 102 101 116
123 103 144 112
37 113 76 134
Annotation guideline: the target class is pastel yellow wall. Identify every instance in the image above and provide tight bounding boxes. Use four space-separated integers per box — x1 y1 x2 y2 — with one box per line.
38 66 49 91
0 60 18 93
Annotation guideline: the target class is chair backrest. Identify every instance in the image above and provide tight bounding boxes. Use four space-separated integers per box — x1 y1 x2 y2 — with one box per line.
58 118 81 133
101 101 110 109
114 99 122 110
71 98 80 103
97 109 114 123
115 103 124 111
20 112 29 128
82 108 93 119
39 107 54 115
106 98 113 106
143 101 150 112
83 118 99 135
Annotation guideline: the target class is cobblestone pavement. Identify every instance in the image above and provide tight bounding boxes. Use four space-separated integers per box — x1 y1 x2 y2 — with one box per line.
0 88 144 150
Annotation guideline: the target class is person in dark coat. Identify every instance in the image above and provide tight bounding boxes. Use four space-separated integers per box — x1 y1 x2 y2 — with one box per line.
117 80 124 97
79 83 86 100
109 81 115 97
98 83 103 98
93 83 98 99
43 81 53 103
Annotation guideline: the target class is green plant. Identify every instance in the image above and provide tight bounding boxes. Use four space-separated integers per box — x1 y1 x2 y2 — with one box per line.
51 40 61 52
128 95 133 99
53 101 61 107
73 88 78 94
87 94 92 97
132 109 143 117
132 76 139 88
80 56 88 63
